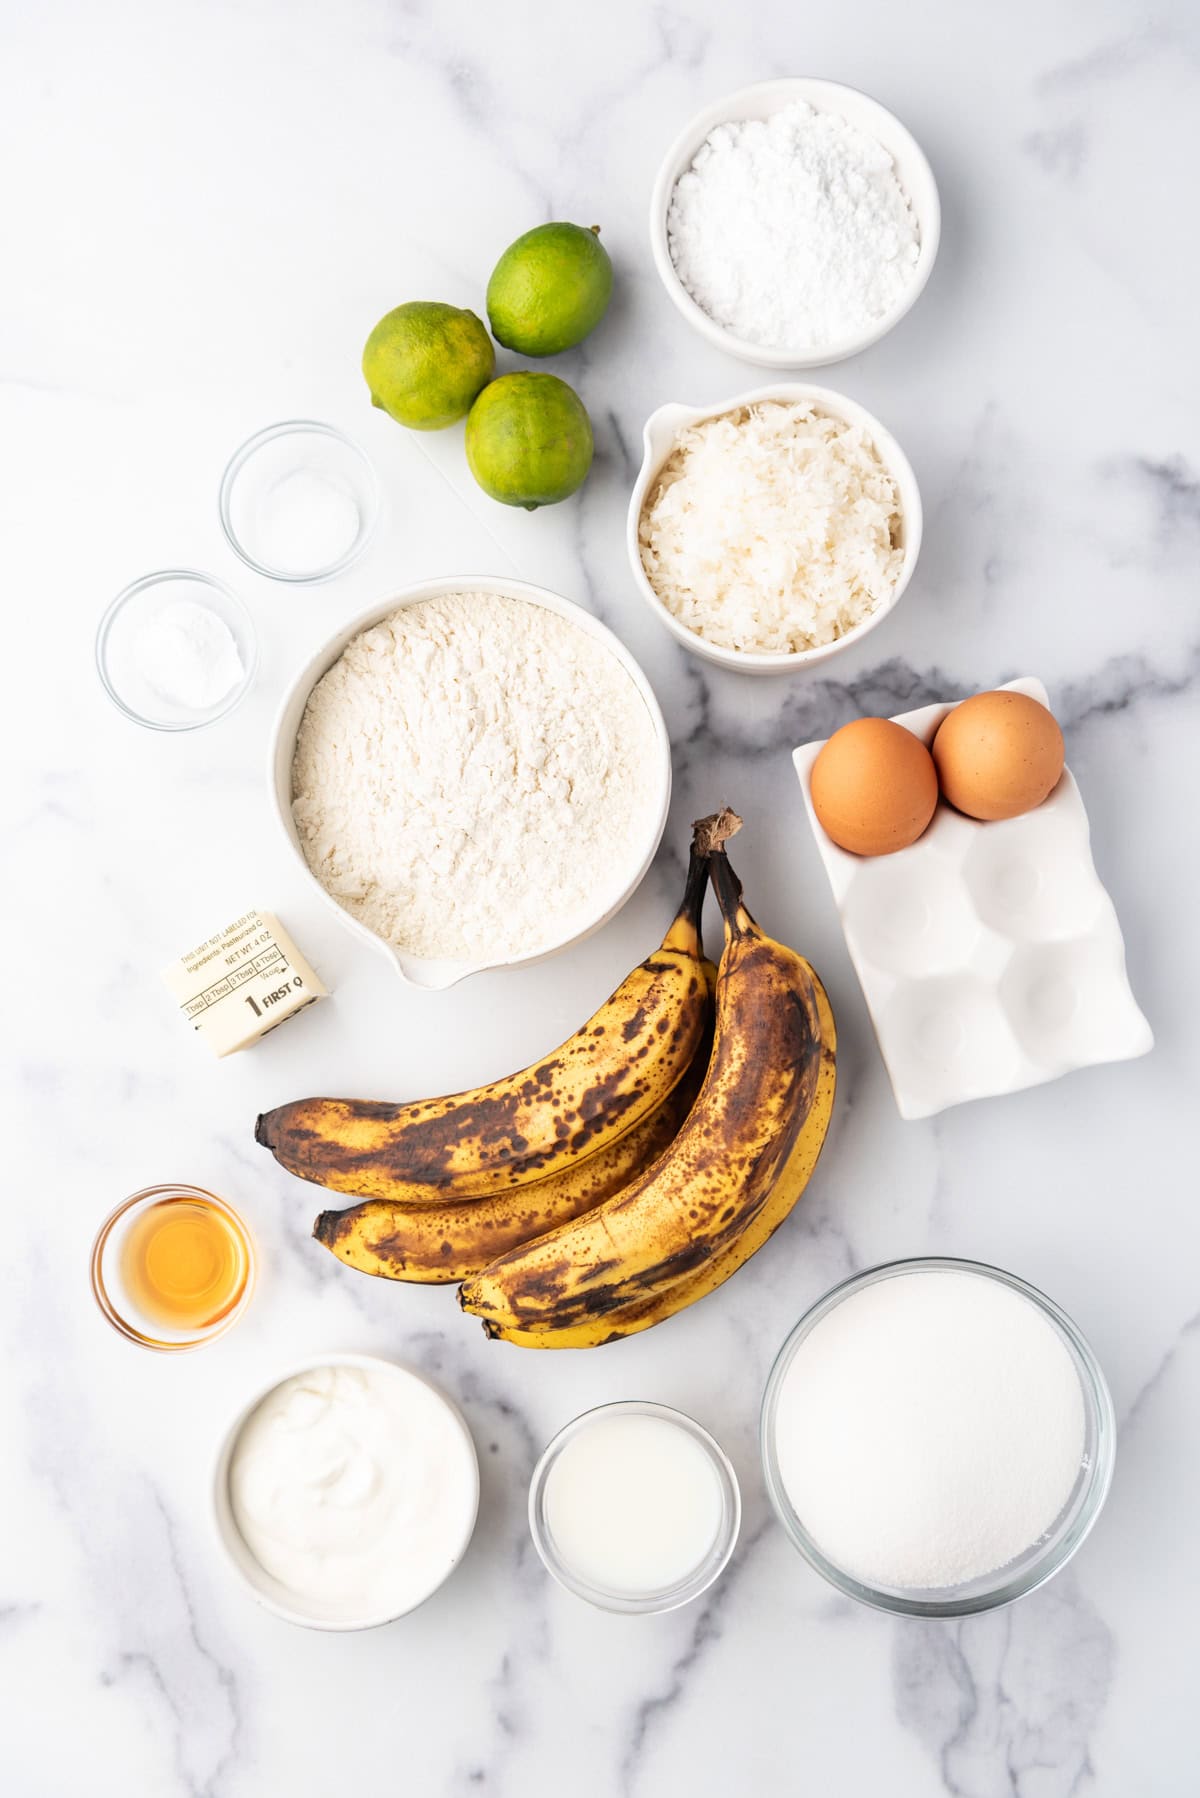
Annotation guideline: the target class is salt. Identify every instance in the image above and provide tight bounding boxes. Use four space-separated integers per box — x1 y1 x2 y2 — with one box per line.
253 467 361 575
668 100 920 350
771 1268 1087 1590
134 599 245 711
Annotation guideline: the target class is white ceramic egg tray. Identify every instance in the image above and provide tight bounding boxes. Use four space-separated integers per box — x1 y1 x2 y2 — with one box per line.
793 677 1153 1119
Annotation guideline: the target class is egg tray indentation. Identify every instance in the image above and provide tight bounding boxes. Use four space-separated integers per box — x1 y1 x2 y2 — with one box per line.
793 676 1153 1119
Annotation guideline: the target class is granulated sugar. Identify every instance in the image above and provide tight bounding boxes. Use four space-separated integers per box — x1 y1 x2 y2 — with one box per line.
772 1268 1086 1590
667 100 920 351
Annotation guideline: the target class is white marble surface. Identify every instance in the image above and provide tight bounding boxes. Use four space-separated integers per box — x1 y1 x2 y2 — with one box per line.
6 2 1198 1793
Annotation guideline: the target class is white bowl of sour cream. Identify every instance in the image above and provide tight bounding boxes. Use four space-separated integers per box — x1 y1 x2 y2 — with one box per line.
212 1353 479 1630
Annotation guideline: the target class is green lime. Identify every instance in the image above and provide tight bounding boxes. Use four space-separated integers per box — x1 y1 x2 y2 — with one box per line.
362 301 495 430
465 372 593 510
486 223 613 357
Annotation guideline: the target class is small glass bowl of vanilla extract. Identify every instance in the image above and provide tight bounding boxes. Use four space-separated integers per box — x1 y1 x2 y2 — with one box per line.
91 1185 256 1351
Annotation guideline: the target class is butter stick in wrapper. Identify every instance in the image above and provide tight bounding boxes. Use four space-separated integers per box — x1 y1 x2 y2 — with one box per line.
162 910 328 1056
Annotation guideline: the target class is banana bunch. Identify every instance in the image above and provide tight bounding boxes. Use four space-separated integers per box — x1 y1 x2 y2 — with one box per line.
256 812 836 1346
313 1037 711 1284
256 841 713 1203
459 811 836 1345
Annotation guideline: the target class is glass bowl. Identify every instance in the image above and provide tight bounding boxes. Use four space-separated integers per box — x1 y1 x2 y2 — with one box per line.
96 570 258 730
528 1400 741 1615
219 420 379 582
760 1257 1115 1617
90 1184 256 1351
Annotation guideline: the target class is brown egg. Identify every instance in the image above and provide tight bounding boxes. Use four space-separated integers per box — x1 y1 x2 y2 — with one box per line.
810 717 939 857
932 691 1065 822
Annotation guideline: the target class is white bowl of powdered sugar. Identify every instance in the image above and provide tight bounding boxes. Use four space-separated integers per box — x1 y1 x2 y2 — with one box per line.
271 577 672 989
650 79 940 367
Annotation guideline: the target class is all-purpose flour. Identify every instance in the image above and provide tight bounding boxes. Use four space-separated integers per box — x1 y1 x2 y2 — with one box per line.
668 100 920 350
291 593 660 963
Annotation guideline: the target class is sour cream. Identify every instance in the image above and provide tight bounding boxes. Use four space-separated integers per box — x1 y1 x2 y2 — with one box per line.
226 1359 478 1624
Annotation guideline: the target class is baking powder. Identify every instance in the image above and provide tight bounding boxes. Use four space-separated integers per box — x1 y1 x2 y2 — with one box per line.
133 598 245 710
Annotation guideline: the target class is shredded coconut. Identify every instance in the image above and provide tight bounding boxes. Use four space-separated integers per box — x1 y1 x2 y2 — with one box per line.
639 401 902 655
291 592 661 962
667 100 920 350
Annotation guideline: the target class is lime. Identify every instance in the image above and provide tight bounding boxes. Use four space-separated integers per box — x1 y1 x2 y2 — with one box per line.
362 301 495 431
465 373 594 510
486 223 613 357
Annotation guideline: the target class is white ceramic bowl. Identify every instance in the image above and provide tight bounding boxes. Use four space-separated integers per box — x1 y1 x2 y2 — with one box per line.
649 78 940 368
627 384 922 675
270 575 673 988
211 1352 480 1631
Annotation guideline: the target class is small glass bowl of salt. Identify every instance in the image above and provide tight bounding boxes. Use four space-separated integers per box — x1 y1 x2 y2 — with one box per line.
219 420 378 583
96 570 257 731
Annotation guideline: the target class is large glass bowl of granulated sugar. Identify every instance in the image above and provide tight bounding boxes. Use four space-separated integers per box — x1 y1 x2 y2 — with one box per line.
761 1258 1114 1617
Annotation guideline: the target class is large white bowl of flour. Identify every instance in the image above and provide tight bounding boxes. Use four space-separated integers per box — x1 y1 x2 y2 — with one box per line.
271 577 672 988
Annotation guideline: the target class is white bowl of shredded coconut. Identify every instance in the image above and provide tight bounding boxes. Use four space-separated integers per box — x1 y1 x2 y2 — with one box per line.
271 578 672 988
629 384 921 673
650 79 940 367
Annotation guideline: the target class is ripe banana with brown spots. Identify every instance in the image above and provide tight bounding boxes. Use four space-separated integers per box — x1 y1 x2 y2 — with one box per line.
459 811 835 1336
255 844 711 1204
476 967 836 1346
310 1011 714 1284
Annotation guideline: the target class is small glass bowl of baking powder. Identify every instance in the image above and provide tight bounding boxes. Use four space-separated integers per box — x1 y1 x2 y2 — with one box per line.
219 420 379 583
761 1258 1116 1618
96 569 258 731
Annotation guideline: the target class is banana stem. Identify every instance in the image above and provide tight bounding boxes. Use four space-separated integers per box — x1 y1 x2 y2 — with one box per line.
693 808 743 856
681 839 708 934
663 835 710 957
706 844 756 939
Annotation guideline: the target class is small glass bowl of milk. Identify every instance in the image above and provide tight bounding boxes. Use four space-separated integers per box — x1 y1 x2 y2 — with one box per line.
529 1401 740 1615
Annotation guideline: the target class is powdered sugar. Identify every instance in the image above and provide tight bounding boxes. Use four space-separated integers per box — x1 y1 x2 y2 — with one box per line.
291 592 661 963
667 100 920 350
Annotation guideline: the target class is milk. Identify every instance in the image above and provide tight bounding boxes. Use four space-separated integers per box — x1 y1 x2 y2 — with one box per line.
542 1411 725 1597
